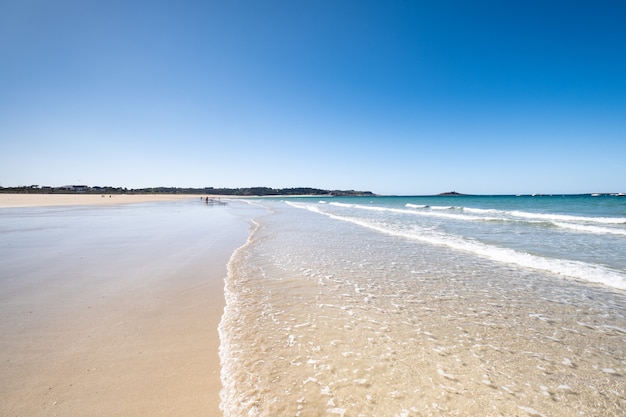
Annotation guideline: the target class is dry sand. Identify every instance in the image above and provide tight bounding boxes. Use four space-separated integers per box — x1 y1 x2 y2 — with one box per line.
0 194 250 416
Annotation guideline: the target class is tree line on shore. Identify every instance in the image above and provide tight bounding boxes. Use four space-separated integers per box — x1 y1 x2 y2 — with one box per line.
0 185 375 197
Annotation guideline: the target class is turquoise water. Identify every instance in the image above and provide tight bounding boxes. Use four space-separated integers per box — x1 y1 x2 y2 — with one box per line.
221 195 626 417
287 194 626 289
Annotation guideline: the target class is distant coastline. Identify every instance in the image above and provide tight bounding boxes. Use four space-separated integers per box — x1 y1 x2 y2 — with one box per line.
1 186 623 198
0 185 375 197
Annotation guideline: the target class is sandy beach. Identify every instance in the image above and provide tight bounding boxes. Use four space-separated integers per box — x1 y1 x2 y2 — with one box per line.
0 194 251 416
0 193 209 208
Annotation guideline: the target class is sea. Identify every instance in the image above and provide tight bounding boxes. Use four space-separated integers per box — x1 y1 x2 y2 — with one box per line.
220 194 626 417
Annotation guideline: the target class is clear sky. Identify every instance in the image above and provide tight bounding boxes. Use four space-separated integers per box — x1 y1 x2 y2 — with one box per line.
1 0 625 195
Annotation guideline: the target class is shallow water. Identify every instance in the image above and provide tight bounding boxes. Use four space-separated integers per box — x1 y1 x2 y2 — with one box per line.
221 198 626 417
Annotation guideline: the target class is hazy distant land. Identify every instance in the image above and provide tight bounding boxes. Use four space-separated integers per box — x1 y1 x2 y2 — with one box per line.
0 185 375 197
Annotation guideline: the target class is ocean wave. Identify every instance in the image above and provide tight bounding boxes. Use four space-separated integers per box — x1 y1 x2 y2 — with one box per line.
372 202 626 236
431 205 461 210
405 203 429 209
552 222 626 236
462 207 505 215
288 202 626 291
508 210 626 225
331 201 502 222
436 206 626 226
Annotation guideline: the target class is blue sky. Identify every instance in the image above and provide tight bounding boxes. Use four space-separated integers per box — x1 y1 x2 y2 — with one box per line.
1 0 625 195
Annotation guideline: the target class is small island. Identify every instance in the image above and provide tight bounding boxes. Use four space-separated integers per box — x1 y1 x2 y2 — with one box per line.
438 191 466 196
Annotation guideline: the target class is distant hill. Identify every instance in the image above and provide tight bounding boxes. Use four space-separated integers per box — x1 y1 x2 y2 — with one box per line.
437 191 466 196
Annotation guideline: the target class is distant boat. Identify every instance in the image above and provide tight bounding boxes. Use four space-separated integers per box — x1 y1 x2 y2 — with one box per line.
617 193 625 197
591 193 601 197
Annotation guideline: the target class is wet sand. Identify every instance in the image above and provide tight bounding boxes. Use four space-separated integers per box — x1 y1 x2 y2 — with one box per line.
0 193 206 208
0 194 250 416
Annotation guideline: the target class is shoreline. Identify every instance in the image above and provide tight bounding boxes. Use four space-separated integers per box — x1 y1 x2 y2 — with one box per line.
0 195 251 416
0 193 222 208
217 198 626 416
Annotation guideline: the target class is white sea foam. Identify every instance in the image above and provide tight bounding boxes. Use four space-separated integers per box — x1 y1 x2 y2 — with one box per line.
462 207 503 215
219 217 263 417
454 206 626 225
287 201 626 290
553 222 626 236
405 203 429 209
509 210 626 225
336 201 503 222
334 201 626 237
